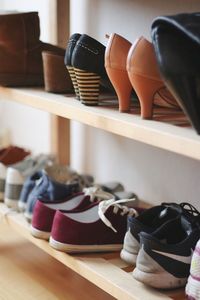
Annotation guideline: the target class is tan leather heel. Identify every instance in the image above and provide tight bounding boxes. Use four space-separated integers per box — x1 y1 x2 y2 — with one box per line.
127 37 180 119
129 73 163 119
105 33 132 112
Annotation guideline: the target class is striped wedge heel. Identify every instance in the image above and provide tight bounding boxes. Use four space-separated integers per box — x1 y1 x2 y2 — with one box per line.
66 66 80 99
74 68 101 105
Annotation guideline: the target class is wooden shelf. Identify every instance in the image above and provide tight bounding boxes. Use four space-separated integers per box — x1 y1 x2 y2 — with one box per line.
0 87 200 161
0 223 113 300
0 203 185 300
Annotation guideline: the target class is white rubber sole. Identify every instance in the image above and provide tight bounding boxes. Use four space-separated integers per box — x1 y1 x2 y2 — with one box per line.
24 211 33 223
49 237 123 253
120 249 137 265
18 201 27 212
186 275 200 299
30 225 51 240
133 267 187 289
4 198 19 210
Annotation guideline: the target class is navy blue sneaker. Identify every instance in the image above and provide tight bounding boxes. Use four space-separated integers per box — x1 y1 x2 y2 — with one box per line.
24 173 80 221
133 203 200 289
18 171 43 211
120 203 182 264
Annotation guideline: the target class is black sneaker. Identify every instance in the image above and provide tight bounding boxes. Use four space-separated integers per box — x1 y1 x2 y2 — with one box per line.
120 202 183 264
133 203 200 289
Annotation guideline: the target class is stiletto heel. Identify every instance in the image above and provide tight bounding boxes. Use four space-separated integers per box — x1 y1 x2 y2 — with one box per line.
105 33 132 112
66 66 80 99
127 37 179 119
74 68 101 105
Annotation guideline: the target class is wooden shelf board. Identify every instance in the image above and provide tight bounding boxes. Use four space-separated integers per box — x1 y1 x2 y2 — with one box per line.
0 223 113 300
0 203 186 300
0 87 200 160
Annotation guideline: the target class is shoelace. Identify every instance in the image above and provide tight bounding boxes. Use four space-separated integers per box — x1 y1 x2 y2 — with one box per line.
83 186 114 202
98 198 138 233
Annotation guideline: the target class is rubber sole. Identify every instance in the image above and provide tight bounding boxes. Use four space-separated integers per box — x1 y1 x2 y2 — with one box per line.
24 211 33 223
120 248 137 265
49 237 122 253
133 267 187 289
30 225 51 240
18 201 27 212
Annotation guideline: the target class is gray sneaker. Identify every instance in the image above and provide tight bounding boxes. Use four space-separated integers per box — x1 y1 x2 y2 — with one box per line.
4 154 53 209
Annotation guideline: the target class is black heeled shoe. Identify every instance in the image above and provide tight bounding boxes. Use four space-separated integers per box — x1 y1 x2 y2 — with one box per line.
71 34 114 106
151 13 200 134
64 33 81 99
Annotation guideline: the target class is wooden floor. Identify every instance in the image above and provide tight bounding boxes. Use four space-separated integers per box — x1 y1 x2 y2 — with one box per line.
0 223 113 300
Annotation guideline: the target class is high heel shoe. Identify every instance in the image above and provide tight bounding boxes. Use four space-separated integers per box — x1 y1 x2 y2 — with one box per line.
127 37 179 119
64 33 81 99
105 33 132 112
71 34 113 106
151 13 200 134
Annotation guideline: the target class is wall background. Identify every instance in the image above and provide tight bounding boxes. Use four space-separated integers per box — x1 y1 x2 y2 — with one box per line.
0 0 200 206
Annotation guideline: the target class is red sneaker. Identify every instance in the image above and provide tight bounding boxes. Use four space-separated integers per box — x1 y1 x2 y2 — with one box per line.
31 187 114 240
49 198 138 253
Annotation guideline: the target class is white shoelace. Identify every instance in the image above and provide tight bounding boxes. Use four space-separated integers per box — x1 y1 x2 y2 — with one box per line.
98 198 138 233
83 186 114 202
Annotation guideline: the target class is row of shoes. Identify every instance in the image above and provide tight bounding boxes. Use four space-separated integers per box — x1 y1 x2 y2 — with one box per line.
0 11 199 133
1 145 200 298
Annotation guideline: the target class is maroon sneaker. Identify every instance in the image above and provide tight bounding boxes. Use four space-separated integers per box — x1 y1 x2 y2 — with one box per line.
31 187 114 240
49 198 138 253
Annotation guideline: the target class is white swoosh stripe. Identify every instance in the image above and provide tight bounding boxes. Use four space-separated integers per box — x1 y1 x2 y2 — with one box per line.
152 249 192 264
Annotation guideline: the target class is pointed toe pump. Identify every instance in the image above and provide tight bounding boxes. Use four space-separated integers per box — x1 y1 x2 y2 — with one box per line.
71 34 112 106
127 37 179 119
152 13 200 134
65 33 81 99
105 33 132 112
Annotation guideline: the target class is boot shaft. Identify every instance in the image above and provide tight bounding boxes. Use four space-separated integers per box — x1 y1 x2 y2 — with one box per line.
0 12 40 51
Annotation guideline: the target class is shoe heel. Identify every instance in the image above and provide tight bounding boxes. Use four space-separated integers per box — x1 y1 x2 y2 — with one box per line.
74 68 101 106
66 66 80 100
105 67 132 112
128 73 163 119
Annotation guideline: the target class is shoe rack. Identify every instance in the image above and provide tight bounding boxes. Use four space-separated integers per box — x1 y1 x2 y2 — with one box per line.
0 0 194 299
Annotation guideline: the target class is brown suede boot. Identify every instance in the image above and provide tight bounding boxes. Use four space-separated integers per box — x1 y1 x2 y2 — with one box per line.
0 11 65 86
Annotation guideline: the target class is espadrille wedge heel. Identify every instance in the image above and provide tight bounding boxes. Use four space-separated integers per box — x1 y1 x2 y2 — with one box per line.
70 34 113 106
74 68 101 105
65 33 81 99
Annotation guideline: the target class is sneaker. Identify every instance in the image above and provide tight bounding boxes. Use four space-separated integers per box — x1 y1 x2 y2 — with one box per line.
186 239 200 300
120 203 183 265
30 186 114 240
24 169 81 221
133 203 200 289
18 171 43 211
18 164 82 212
49 198 138 253
0 146 30 201
4 154 52 209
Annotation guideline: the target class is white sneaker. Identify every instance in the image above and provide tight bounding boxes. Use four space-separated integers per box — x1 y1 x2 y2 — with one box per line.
4 154 53 209
186 239 200 300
